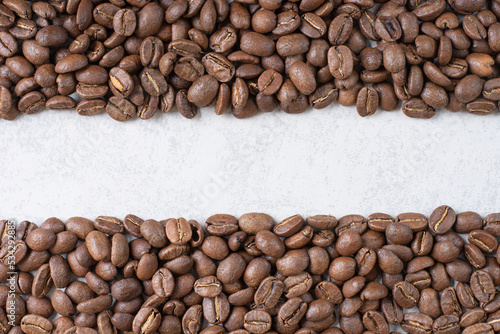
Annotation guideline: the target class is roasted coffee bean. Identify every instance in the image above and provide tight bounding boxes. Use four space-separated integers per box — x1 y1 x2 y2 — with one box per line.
328 45 353 80
113 9 136 37
393 281 420 309
202 293 229 325
401 312 433 334
433 315 460 334
109 67 134 98
21 315 53 334
278 297 307 327
356 86 378 117
429 205 456 234
132 307 161 334
467 230 497 253
187 75 219 107
176 89 197 119
470 270 496 303
243 310 271 334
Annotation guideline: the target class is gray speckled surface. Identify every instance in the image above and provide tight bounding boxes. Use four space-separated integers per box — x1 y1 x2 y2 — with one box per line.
1 105 500 222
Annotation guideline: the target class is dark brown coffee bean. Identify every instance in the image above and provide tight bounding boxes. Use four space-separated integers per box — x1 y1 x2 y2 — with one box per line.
401 312 433 334
106 96 136 121
432 315 460 334
328 46 353 80
187 75 219 107
0 87 13 119
300 13 326 39
181 305 202 334
150 268 174 298
76 99 106 116
132 307 161 334
276 33 310 57
109 67 134 98
176 89 198 119
356 86 378 117
202 53 235 83
393 281 420 309
35 25 67 49
240 32 275 57
112 8 136 37
140 68 167 97
21 315 53 334
470 270 496 303
193 276 222 298
463 323 494 334
273 11 300 36
428 205 456 234
0 31 17 57
243 310 271 334
209 27 237 53
277 297 307 327
202 293 229 325
256 69 282 96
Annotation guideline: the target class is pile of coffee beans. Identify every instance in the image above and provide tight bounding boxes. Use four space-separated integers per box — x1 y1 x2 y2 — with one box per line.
3 207 500 334
1 0 500 120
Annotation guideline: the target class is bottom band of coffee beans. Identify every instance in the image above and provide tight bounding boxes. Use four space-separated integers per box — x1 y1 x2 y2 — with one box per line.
4 206 500 334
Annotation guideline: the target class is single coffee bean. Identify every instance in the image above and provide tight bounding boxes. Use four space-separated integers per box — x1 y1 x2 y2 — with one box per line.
401 312 433 334
21 315 53 334
243 310 271 334
18 91 45 114
106 96 136 121
463 323 494 334
132 307 161 334
470 270 496 303
55 54 89 74
165 218 192 245
356 86 379 117
113 9 136 37
393 281 420 309
328 45 353 80
278 297 307 327
240 32 275 57
187 75 219 107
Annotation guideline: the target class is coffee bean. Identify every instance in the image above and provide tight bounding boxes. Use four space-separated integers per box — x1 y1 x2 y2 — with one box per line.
470 270 496 303
429 205 456 234
401 312 433 334
278 297 307 327
187 75 219 107
194 276 222 298
356 86 379 117
289 61 316 95
106 96 136 121
463 323 494 334
21 315 53 334
36 25 68 48
114 9 136 37
0 85 13 117
182 305 203 334
176 89 197 119
55 54 88 74
132 307 161 334
433 315 460 334
243 310 271 334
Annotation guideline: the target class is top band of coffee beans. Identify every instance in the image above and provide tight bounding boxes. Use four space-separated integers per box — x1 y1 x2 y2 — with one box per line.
5 207 500 334
0 0 499 121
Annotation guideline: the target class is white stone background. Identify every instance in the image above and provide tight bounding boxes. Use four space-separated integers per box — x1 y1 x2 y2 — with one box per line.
1 105 500 223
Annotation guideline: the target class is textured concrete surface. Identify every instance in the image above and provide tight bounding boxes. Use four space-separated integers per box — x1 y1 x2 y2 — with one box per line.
1 106 500 223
